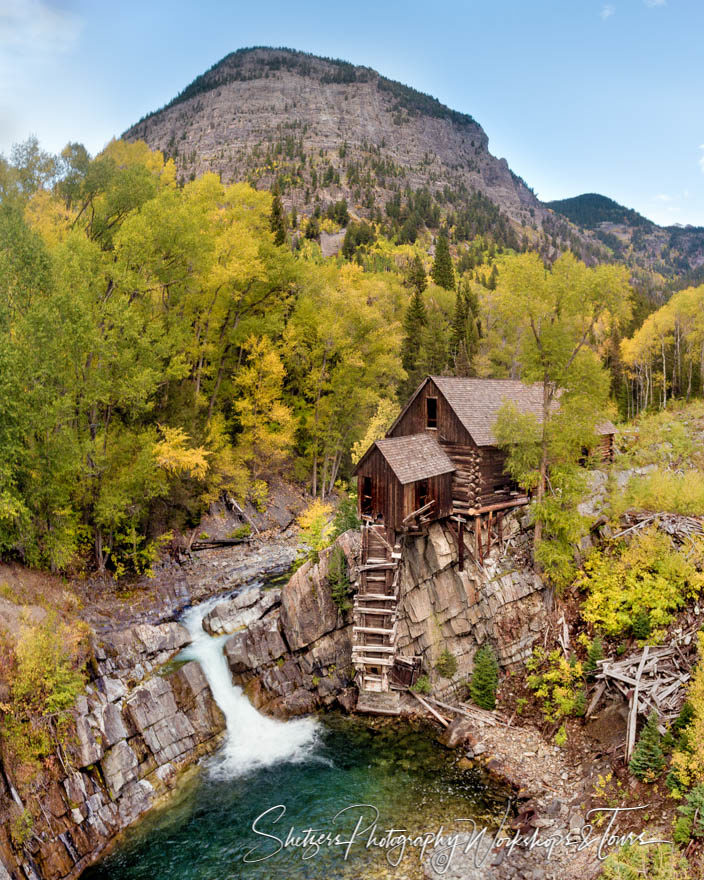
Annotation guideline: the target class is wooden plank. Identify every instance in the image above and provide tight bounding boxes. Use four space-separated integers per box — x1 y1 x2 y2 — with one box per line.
410 691 449 727
626 646 649 762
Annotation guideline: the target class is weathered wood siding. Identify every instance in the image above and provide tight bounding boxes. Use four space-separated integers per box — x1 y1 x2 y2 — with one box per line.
478 446 518 507
356 447 404 533
389 378 471 445
356 447 453 531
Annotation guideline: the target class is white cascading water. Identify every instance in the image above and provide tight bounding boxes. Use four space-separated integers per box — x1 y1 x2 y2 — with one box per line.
178 589 319 779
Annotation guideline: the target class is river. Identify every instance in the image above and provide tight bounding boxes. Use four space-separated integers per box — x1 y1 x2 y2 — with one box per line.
82 577 508 880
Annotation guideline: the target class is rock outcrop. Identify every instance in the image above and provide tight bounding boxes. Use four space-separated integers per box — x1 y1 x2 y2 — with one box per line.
397 515 548 677
202 587 281 635
225 511 547 716
223 530 360 717
0 632 225 880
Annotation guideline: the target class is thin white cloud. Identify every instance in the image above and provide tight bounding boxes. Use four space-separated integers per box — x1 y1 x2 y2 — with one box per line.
644 0 666 7
600 4 616 19
0 0 83 55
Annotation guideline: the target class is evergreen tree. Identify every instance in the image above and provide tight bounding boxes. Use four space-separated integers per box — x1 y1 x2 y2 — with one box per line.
469 645 499 710
400 287 428 397
584 637 604 677
431 231 455 290
629 711 665 781
406 254 427 294
269 191 286 246
290 205 298 229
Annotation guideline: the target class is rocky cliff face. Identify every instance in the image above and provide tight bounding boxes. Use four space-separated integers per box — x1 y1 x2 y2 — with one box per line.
124 47 542 227
224 530 360 718
397 514 547 677
226 511 546 713
0 622 225 880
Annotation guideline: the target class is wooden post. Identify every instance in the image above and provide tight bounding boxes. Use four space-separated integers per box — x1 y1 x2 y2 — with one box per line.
458 519 465 571
474 516 483 564
488 510 493 554
498 512 503 544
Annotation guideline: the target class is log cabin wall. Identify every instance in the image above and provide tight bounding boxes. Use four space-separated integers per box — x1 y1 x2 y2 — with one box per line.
478 446 519 507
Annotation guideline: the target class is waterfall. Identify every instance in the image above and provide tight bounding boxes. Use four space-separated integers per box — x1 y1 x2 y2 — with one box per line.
178 591 319 779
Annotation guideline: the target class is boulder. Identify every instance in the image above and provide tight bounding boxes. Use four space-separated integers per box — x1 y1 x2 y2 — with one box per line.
101 741 138 797
202 588 281 635
225 616 288 673
279 532 358 651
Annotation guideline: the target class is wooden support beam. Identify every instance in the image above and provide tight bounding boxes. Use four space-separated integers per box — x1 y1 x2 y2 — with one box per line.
458 519 465 571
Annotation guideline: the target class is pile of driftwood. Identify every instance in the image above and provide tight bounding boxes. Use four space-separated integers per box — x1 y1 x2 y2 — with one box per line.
589 638 696 760
614 511 704 544
409 691 507 728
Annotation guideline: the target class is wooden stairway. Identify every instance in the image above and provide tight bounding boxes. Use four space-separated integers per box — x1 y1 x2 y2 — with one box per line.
353 519 402 714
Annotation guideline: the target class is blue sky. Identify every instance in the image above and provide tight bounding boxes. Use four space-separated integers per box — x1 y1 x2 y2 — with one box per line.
1 0 702 226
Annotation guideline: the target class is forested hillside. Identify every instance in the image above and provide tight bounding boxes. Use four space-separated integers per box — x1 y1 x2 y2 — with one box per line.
2 133 703 581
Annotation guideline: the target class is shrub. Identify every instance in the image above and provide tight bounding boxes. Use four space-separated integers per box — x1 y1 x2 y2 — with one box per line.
327 545 352 612
435 648 458 679
676 785 704 841
578 528 704 638
600 842 692 880
671 634 704 791
227 524 251 540
629 711 665 782
331 490 360 539
526 646 585 723
469 645 499 710
411 674 431 695
296 500 334 564
632 610 652 640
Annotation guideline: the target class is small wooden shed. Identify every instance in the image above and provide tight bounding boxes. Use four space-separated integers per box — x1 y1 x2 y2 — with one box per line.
354 433 455 532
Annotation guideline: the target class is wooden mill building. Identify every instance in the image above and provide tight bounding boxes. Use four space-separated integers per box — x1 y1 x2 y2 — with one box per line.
351 376 615 709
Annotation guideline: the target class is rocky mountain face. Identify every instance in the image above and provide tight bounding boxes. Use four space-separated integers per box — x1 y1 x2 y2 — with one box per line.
124 47 544 228
124 47 704 287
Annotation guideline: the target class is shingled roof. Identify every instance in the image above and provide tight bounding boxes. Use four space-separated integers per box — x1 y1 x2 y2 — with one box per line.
372 434 455 484
428 377 546 446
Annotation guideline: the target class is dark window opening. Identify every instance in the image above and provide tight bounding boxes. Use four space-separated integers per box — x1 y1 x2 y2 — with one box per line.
426 397 438 429
361 476 373 515
416 479 429 510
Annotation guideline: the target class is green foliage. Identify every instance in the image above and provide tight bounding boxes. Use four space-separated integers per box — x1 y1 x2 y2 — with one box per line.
411 674 431 695
584 636 604 676
227 524 251 540
526 646 585 724
327 544 352 612
331 490 360 538
578 529 704 638
469 644 499 710
629 711 665 781
9 808 34 848
600 842 692 880
431 231 455 290
435 648 458 679
676 785 704 841
631 610 652 640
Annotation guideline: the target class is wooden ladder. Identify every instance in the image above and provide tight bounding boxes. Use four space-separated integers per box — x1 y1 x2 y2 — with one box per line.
352 518 402 708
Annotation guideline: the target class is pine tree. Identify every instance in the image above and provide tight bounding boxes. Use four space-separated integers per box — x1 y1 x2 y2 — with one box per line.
629 711 665 781
406 254 427 294
269 191 286 246
469 645 499 710
431 231 455 290
400 287 428 397
584 637 604 677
